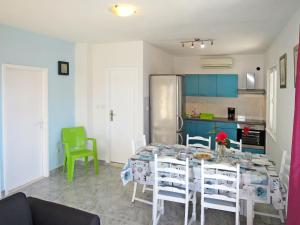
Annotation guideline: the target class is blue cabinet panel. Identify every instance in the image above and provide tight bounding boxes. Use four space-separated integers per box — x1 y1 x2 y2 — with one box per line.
215 122 237 129
198 75 217 96
184 75 198 96
216 74 238 97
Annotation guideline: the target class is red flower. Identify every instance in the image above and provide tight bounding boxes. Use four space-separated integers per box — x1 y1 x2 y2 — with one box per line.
243 126 250 136
216 131 228 142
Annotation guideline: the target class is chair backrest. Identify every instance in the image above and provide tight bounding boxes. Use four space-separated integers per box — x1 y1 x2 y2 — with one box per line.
62 127 87 149
216 139 242 152
279 150 291 191
154 154 189 199
187 134 211 150
131 134 146 155
201 160 240 213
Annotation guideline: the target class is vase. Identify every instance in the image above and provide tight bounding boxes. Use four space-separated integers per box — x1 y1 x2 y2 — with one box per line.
217 144 226 161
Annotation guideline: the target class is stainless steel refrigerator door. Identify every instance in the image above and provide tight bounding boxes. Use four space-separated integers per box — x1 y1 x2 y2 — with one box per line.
150 75 182 144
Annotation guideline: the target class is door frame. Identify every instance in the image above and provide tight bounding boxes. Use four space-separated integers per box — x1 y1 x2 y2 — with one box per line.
105 67 141 163
1 64 49 194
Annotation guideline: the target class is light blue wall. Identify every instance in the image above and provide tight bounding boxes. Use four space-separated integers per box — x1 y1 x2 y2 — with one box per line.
0 25 75 190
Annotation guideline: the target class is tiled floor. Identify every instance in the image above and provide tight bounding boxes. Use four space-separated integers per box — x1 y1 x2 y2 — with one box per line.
18 163 283 225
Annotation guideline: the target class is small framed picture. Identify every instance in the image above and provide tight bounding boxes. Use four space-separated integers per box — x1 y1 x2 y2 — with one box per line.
294 44 299 87
58 61 69 75
279 54 287 88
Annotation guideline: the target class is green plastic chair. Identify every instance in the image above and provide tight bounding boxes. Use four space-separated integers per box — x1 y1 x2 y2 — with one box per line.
62 127 99 182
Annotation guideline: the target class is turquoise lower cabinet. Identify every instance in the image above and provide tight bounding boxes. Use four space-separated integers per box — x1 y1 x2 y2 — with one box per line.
184 120 215 146
242 147 265 154
216 74 238 97
184 120 198 138
198 75 217 96
184 75 198 96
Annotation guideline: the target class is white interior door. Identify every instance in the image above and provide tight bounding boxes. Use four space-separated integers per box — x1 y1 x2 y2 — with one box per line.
108 68 139 163
3 65 47 192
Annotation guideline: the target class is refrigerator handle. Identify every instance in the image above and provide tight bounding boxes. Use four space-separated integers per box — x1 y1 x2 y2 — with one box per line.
178 132 183 145
178 115 184 131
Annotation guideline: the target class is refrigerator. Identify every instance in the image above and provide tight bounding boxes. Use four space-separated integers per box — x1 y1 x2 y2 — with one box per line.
150 74 184 145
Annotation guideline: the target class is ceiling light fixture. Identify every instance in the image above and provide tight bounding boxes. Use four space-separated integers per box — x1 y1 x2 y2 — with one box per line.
200 41 205 49
111 4 136 17
180 38 214 49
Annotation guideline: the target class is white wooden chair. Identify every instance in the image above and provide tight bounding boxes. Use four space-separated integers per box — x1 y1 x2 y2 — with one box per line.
131 135 153 205
216 139 242 152
228 139 242 152
254 150 290 223
153 154 196 225
187 134 211 150
201 160 240 225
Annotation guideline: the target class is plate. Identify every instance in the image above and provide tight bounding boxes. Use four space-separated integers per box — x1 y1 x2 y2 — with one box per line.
193 152 213 160
252 158 272 166
145 146 158 151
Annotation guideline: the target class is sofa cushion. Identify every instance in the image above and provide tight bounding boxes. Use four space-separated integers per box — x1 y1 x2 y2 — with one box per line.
0 192 33 225
28 197 100 225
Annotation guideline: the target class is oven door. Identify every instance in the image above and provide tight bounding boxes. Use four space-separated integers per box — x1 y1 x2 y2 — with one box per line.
237 128 265 147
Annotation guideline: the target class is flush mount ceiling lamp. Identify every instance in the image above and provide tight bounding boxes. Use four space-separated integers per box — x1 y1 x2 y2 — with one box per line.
181 38 214 49
111 4 136 17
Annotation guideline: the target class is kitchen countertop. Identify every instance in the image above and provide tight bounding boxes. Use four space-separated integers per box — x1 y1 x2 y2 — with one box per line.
184 116 266 126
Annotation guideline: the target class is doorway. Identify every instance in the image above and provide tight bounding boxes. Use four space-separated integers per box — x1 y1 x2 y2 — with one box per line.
107 68 139 163
2 64 49 194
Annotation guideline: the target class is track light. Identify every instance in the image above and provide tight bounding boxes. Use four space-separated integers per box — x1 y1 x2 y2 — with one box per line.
200 42 205 49
180 38 214 49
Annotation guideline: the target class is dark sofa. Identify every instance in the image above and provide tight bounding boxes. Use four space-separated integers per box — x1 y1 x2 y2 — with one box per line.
0 192 100 225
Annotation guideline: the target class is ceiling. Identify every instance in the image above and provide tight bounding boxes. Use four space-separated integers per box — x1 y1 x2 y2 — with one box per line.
0 0 299 56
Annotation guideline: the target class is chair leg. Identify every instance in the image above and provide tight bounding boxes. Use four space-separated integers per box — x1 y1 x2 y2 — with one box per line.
84 157 89 171
279 209 284 223
153 196 158 225
184 199 189 225
142 184 146 193
63 156 67 173
201 206 205 225
160 200 164 215
67 159 75 182
236 211 239 225
93 154 99 175
132 182 137 203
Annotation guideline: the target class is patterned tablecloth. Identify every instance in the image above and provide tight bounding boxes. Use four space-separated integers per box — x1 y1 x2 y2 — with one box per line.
121 144 284 209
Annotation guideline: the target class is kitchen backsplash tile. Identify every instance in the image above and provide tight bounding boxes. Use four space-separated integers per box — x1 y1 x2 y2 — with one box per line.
185 95 266 120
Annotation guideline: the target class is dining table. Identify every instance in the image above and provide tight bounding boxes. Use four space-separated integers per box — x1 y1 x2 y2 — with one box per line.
121 144 283 225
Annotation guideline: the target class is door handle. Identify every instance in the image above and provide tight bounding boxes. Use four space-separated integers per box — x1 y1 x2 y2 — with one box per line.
109 110 115 121
178 115 184 131
178 133 183 145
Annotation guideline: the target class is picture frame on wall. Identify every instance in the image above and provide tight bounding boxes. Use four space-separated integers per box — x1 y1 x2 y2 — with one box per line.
294 44 299 88
58 61 69 75
279 54 287 88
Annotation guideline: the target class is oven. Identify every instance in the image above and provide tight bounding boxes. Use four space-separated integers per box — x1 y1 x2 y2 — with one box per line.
237 124 265 147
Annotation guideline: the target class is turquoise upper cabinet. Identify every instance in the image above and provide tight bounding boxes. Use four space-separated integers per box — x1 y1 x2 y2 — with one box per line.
184 74 238 97
184 75 198 96
198 75 217 96
216 74 238 97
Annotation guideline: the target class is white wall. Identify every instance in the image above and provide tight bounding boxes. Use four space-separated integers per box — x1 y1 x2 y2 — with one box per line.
91 41 144 162
174 54 265 89
75 41 174 161
265 8 300 170
143 42 174 141
75 43 91 133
